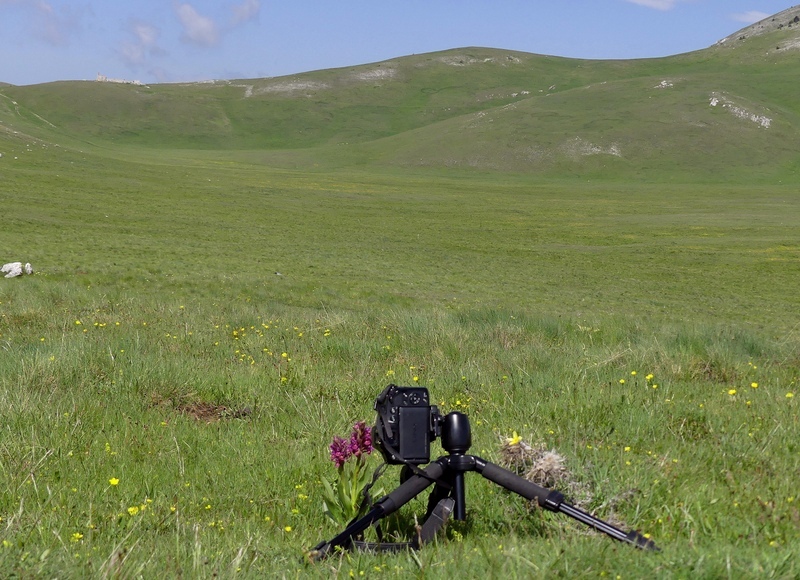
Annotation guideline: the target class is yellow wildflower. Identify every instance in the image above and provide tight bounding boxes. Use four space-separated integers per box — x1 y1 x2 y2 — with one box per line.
507 431 522 446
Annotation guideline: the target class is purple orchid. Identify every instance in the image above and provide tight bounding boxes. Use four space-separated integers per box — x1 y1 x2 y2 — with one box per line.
329 436 351 468
348 421 374 458
329 421 374 468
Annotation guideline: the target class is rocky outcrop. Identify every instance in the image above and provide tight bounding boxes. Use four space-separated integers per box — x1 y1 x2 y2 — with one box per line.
717 5 800 45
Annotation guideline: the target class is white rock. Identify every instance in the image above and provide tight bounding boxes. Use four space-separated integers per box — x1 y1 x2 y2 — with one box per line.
2 262 34 278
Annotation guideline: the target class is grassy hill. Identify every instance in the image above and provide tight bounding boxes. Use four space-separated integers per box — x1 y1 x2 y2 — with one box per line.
2 8 800 181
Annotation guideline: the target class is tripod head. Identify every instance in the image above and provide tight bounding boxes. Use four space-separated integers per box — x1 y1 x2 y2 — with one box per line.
441 411 471 455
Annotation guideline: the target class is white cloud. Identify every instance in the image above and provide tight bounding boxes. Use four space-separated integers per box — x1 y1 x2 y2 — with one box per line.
175 2 220 47
120 41 146 67
36 1 69 45
1 0 82 45
171 1 259 48
120 21 165 68
231 0 260 25
625 0 680 11
731 11 770 24
133 22 159 49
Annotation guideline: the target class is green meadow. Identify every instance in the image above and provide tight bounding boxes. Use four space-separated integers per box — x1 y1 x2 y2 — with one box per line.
1 15 800 578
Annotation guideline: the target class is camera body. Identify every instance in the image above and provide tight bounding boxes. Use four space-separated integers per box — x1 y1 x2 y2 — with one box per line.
373 384 441 465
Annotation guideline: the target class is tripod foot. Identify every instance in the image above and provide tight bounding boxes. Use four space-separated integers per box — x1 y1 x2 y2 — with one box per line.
348 497 454 554
419 498 454 544
625 530 659 551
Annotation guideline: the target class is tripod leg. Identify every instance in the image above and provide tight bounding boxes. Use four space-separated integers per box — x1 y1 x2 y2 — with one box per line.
424 483 448 518
473 457 658 551
310 459 447 561
452 472 466 520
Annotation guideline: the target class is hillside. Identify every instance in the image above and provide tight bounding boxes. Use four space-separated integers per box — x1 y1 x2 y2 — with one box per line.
1 9 799 181
717 4 800 45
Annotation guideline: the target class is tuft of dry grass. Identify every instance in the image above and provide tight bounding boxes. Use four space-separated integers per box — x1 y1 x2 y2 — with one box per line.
498 437 593 512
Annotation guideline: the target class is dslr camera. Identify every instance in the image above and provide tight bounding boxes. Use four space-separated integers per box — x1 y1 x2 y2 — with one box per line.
373 384 442 465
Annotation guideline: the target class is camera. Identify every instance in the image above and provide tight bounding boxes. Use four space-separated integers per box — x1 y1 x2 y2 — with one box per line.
373 384 442 465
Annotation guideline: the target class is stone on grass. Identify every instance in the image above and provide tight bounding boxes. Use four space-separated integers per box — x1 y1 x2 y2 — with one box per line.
2 262 34 278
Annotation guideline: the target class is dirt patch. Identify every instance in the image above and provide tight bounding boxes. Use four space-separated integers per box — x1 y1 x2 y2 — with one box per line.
562 136 622 159
176 401 252 422
150 392 252 423
256 80 330 95
349 67 397 82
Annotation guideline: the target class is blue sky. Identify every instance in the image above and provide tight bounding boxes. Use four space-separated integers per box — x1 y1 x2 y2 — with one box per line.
1 1 796 86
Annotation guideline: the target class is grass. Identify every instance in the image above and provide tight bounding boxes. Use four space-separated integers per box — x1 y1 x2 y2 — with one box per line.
1 27 799 577
1 145 799 577
1 288 798 577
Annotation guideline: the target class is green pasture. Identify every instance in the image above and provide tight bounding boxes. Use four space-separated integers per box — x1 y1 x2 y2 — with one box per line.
1 139 798 577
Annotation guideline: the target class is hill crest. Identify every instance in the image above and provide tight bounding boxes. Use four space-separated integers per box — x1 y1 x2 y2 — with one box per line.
717 5 800 46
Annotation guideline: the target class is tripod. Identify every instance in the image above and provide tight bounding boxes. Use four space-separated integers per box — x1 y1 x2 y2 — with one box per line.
310 412 658 561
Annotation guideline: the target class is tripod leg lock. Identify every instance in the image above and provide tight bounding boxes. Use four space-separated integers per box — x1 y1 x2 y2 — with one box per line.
542 490 564 512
